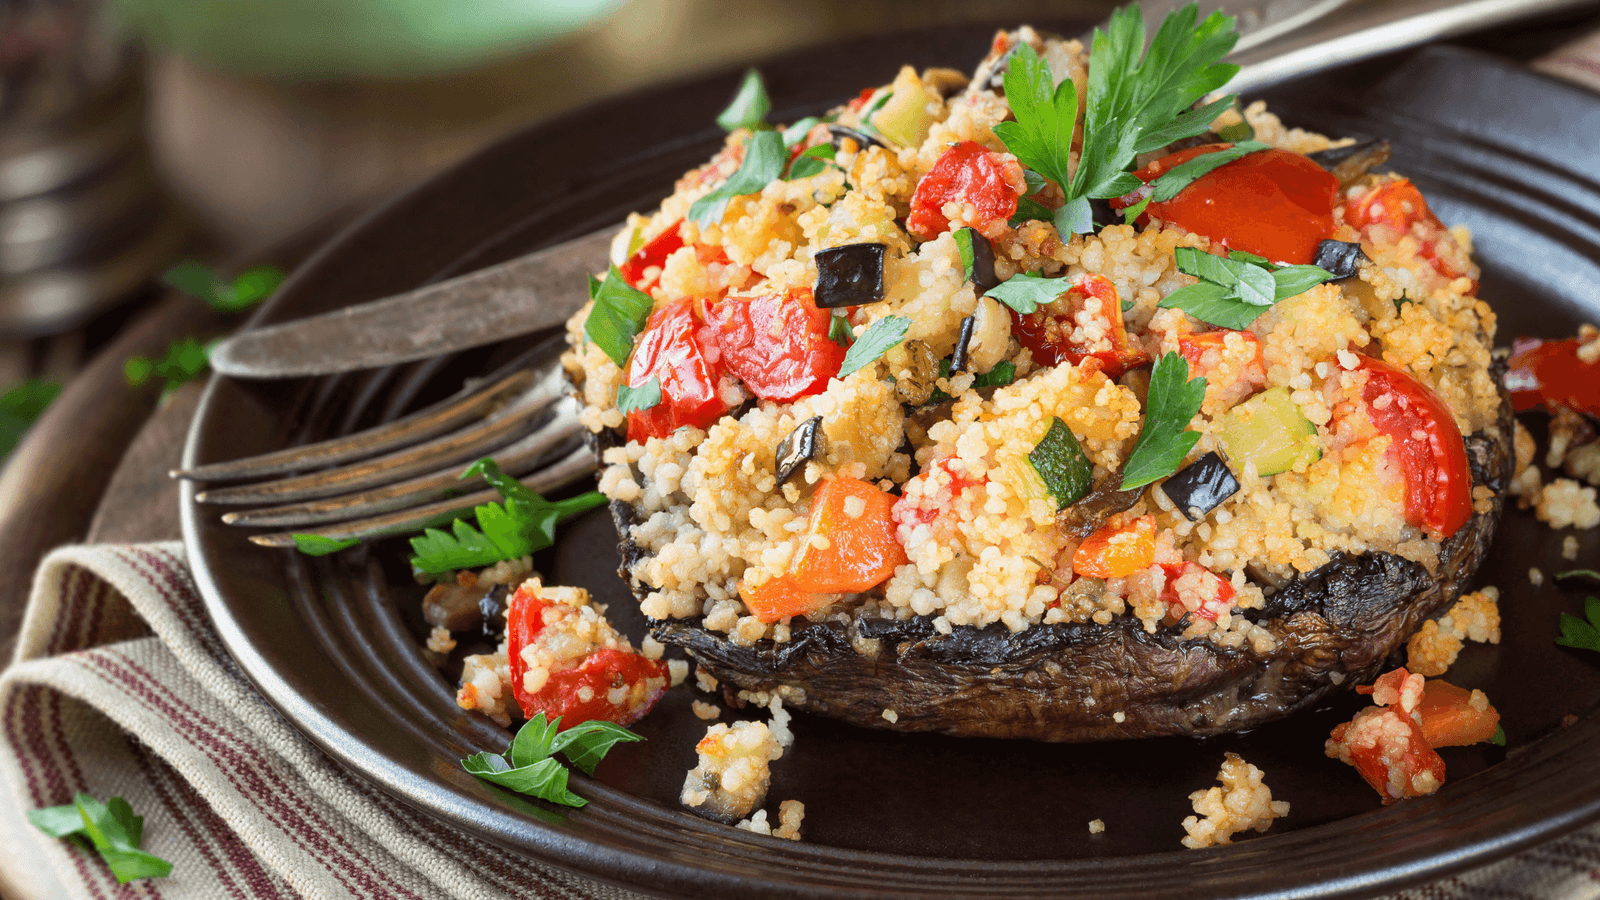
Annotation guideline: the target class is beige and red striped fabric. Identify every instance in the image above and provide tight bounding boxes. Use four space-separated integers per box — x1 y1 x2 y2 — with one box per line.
5 542 1600 899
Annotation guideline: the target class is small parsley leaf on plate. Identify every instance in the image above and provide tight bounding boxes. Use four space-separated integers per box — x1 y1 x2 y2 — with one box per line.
1121 351 1207 490
1557 569 1600 582
29 794 172 884
463 713 643 807
291 534 359 556
124 336 216 397
1489 725 1507 747
689 129 786 228
616 377 662 415
716 69 771 132
837 315 909 378
407 458 605 574
584 266 655 368
985 272 1064 315
552 720 646 776
1556 596 1600 655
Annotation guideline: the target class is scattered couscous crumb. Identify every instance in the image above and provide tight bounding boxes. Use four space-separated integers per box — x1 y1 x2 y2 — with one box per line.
1180 753 1289 849
882 709 899 724
681 720 783 822
695 666 720 693
692 700 722 720
669 659 690 687
1088 819 1106 834
1112 711 1126 724
1531 567 1545 587
425 626 456 655
1564 535 1580 560
775 799 805 841
1536 478 1600 529
1405 588 1500 676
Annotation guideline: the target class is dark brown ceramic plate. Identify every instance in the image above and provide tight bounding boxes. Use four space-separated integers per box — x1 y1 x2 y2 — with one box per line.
182 22 1600 900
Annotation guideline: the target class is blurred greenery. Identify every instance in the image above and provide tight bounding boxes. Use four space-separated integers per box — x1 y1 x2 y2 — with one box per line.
109 0 629 78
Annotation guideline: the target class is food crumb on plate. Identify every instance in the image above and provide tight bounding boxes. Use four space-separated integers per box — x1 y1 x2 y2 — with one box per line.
1088 819 1105 834
1564 535 1580 560
1531 567 1545 587
1405 587 1500 676
736 800 805 841
1180 753 1288 849
692 700 722 721
426 626 456 655
681 720 784 822
1536 478 1600 529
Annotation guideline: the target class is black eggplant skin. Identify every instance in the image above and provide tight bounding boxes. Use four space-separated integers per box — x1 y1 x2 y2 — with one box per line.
603 398 1512 743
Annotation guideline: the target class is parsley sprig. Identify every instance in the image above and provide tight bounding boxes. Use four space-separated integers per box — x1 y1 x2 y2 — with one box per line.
689 130 786 228
984 271 1065 315
1556 596 1600 655
29 794 172 884
994 2 1240 236
1121 351 1207 490
1160 247 1334 329
717 69 772 132
407 458 606 575
462 713 643 808
163 260 285 312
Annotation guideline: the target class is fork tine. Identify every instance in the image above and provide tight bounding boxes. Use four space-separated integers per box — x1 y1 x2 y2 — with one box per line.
219 404 584 528
246 445 598 547
194 360 569 505
172 339 561 482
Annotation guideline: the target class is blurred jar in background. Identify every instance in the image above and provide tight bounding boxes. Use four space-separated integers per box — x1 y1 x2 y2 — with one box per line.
0 0 184 336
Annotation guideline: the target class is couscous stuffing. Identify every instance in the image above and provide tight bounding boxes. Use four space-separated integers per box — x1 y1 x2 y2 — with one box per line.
1180 753 1289 849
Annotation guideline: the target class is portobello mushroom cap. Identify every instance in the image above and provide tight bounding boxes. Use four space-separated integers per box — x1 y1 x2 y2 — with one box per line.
594 391 1512 742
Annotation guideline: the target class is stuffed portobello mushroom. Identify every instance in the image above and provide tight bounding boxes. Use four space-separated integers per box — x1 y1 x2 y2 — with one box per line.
562 17 1510 742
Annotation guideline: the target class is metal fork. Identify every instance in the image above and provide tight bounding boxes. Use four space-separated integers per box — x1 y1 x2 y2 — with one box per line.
172 336 597 548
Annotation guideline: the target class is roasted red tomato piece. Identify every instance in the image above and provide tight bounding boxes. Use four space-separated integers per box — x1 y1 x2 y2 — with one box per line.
619 219 686 293
1505 336 1600 418
1010 273 1150 377
1326 705 1446 803
625 298 729 443
505 582 669 727
706 287 845 402
1121 144 1338 265
1355 354 1472 538
907 141 1024 241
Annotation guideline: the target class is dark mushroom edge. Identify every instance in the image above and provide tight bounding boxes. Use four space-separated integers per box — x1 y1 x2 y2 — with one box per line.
591 386 1511 743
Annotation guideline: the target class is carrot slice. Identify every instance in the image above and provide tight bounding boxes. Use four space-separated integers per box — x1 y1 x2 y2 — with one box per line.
1415 679 1501 748
740 573 833 623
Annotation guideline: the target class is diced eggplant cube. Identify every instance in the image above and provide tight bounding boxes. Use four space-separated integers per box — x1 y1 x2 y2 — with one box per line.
957 226 999 292
1313 239 1367 281
776 416 824 486
815 243 887 309
1159 451 1239 521
950 314 977 374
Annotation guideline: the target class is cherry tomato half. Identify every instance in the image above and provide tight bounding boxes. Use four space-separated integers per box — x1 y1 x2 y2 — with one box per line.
625 299 729 443
1356 354 1472 538
907 141 1024 241
706 287 844 402
1124 144 1338 266
1345 177 1472 287
1010 273 1149 377
1505 336 1600 418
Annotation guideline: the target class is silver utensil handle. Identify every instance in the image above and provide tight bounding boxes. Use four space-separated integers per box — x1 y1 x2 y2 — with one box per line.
1229 0 1595 94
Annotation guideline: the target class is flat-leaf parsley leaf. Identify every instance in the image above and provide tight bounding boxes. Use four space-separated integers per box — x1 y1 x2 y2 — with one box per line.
837 315 909 378
1556 595 1600 655
584 266 655 368
689 129 786 228
408 458 605 574
462 713 643 807
716 69 771 132
984 271 1064 315
1121 351 1207 490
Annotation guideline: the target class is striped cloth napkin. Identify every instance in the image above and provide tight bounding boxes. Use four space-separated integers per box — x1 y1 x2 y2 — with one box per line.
5 543 1600 900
